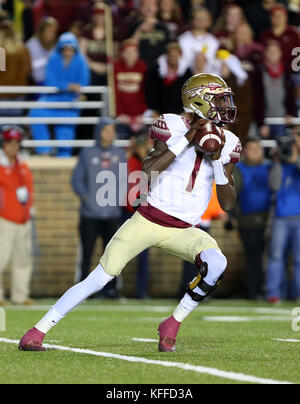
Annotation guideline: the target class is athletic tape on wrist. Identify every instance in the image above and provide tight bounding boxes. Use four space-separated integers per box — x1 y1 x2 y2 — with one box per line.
169 136 189 157
212 159 229 185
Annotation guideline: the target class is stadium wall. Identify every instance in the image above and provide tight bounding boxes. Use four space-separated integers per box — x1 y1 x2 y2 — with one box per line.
4 157 246 299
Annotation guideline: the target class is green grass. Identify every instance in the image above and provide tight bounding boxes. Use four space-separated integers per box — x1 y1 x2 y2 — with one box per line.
0 299 299 384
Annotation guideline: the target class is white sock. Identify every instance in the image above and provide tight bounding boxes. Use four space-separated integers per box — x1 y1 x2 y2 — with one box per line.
35 307 64 334
35 264 114 334
173 292 200 323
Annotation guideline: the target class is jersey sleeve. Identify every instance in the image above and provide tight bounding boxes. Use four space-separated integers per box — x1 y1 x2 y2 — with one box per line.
221 130 242 165
150 114 190 148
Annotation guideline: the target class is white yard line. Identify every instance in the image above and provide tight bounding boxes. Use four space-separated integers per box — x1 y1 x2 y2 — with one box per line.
132 338 158 343
0 337 293 385
202 315 292 323
5 304 293 315
273 339 300 343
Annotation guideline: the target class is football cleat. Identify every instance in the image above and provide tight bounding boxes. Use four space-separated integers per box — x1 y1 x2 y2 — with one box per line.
157 316 181 352
18 327 46 352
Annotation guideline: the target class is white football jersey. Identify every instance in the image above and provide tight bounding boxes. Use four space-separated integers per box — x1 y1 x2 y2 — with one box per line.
147 114 242 226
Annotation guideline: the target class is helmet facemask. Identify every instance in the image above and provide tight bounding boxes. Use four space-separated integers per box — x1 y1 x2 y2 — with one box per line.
188 88 237 125
203 90 237 125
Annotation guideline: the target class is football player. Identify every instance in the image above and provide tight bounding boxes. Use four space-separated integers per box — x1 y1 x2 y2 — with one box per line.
19 73 242 352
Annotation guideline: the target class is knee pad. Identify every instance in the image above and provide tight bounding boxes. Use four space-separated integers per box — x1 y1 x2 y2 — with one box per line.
187 249 227 302
200 249 227 285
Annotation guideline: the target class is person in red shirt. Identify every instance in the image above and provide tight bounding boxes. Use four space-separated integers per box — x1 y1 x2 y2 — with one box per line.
114 39 148 133
0 127 34 306
259 4 300 72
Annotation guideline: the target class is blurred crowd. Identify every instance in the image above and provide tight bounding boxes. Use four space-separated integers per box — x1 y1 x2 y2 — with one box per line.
0 0 300 304
0 0 299 147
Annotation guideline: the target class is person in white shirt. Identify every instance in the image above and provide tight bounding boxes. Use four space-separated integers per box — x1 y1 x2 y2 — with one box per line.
26 17 58 85
178 7 220 69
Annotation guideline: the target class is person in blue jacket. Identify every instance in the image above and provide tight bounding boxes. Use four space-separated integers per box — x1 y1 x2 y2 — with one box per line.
234 139 272 300
29 32 90 157
266 129 300 303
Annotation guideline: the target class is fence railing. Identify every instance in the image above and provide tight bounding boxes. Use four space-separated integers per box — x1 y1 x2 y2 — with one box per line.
0 86 299 149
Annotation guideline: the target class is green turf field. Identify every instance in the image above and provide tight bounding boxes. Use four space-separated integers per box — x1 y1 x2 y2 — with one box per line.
0 299 299 384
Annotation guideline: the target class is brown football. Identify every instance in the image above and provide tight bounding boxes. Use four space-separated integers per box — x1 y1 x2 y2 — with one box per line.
194 123 224 154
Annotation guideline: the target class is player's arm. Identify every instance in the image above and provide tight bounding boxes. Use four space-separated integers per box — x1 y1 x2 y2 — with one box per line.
143 118 205 179
215 163 236 212
210 139 236 212
143 140 175 179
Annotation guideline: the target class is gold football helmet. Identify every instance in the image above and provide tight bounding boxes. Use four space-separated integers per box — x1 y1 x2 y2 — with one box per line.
182 73 237 125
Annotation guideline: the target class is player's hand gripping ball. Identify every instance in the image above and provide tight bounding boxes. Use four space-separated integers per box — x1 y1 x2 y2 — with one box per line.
194 123 224 154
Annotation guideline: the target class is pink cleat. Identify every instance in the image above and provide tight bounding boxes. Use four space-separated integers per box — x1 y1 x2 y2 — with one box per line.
158 316 181 352
19 327 46 352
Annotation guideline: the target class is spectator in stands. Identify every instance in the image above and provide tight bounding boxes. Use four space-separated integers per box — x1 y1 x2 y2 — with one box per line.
33 0 85 34
128 0 170 66
191 50 233 82
213 3 247 52
0 20 32 118
123 130 153 299
71 118 127 298
0 126 34 306
259 3 300 73
245 0 278 39
29 32 90 157
76 0 100 25
80 2 108 86
234 139 272 300
0 9 9 24
266 128 300 303
158 0 186 41
233 24 264 72
145 42 191 116
69 20 84 40
111 0 136 43
178 7 219 70
114 39 148 134
26 17 59 85
228 23 264 145
23 0 35 41
255 41 297 140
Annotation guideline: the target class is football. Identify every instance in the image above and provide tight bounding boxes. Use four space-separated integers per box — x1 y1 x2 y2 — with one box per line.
194 123 224 154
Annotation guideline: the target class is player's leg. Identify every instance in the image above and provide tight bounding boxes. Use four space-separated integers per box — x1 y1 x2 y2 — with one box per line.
19 212 158 351
156 227 227 351
173 248 227 320
99 218 120 298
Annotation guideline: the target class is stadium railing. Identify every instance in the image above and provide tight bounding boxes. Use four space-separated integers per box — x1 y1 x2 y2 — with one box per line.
0 86 299 150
